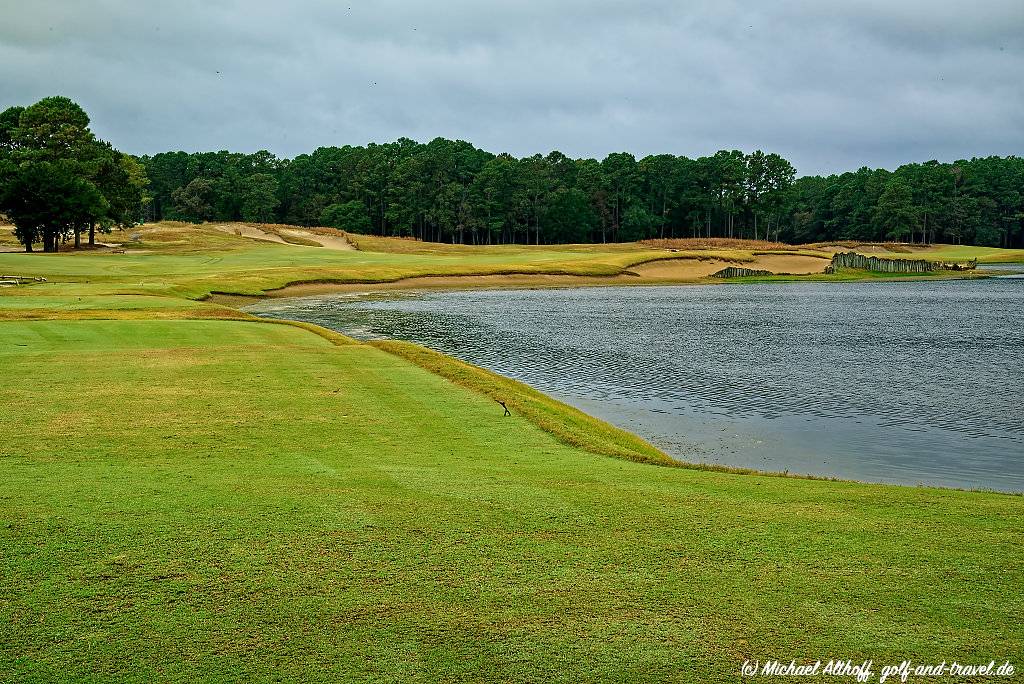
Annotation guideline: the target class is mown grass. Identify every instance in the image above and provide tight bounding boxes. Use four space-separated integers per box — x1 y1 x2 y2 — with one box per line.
0 223 682 300
806 240 1024 263
1 319 1022 683
3 224 1019 304
2 222 1023 681
908 244 1024 263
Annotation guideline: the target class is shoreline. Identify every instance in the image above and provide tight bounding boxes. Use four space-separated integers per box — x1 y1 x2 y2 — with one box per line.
239 288 1021 497
263 312 1023 496
204 264 995 306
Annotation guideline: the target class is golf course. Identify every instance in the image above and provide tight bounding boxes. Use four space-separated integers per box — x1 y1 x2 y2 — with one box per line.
2 222 1022 682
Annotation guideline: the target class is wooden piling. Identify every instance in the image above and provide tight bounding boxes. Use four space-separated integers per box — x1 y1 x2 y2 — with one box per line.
828 252 976 274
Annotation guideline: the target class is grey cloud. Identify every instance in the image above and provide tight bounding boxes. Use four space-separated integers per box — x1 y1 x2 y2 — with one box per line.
0 0 1021 174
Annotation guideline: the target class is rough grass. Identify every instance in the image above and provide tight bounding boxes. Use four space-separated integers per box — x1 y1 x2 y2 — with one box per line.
261 317 361 345
348 233 661 255
2 319 1022 682
803 240 912 252
642 237 797 251
0 225 21 247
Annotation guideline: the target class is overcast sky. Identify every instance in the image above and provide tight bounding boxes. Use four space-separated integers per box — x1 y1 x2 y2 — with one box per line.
1 0 1021 175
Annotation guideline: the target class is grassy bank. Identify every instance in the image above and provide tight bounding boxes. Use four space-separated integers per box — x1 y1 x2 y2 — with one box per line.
370 340 674 466
3 319 1022 682
1 222 1023 681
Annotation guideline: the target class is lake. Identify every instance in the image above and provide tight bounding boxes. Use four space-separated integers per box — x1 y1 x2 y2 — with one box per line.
248 269 1024 492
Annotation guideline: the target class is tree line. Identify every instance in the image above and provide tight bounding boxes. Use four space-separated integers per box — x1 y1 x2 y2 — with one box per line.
787 157 1023 247
2 97 1022 250
142 143 799 245
141 143 1024 248
0 97 147 251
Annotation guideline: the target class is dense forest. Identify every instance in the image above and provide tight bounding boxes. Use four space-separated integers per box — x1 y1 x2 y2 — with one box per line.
142 143 1024 247
3 96 1022 249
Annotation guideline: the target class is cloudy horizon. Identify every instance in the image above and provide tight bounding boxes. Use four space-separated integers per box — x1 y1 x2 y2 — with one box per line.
1 0 1022 175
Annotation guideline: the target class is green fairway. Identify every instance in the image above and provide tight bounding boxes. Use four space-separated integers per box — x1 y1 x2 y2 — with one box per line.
908 244 1024 263
2 223 1023 682
2 224 1021 306
0 223 680 301
1 319 1022 682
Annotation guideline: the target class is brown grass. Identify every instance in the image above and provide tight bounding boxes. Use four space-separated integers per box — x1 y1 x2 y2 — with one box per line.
642 238 795 251
803 240 914 253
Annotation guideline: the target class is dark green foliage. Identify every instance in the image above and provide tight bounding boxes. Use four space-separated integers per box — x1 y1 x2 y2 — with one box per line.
96 152 149 232
240 173 279 223
1 162 107 252
320 200 371 231
787 157 1024 247
141 141 1023 248
3 96 1020 248
0 106 25 152
874 178 918 241
0 97 988 248
0 97 147 250
11 96 95 164
544 188 597 243
171 178 215 223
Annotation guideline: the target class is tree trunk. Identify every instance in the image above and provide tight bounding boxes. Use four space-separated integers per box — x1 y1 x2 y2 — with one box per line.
89 221 96 247
661 196 667 239
74 227 81 249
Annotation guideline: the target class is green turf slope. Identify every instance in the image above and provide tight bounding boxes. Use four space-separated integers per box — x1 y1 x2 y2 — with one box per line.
1 319 1021 682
